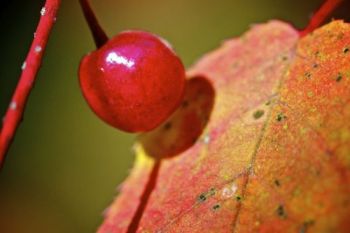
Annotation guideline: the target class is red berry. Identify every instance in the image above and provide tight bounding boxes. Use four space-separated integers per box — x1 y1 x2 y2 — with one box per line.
79 31 186 132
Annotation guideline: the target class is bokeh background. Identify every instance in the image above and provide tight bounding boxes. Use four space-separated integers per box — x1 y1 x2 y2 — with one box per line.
0 0 349 232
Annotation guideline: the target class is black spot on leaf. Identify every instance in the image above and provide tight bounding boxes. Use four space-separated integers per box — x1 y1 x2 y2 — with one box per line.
253 110 264 119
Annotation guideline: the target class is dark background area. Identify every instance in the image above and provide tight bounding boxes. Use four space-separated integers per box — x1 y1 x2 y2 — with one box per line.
0 0 349 232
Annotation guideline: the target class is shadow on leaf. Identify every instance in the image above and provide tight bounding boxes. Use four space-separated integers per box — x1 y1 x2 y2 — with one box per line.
139 76 215 159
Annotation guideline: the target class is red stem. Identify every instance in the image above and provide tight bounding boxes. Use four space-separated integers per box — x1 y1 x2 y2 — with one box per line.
127 160 161 233
0 0 61 168
79 0 108 48
299 0 343 37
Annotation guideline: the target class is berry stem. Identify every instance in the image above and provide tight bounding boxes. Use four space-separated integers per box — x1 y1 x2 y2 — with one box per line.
79 0 108 48
127 160 161 233
0 0 61 168
299 0 343 37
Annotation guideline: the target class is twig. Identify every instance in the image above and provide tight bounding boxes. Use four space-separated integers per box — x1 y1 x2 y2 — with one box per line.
300 0 343 37
79 0 108 48
127 160 161 233
0 0 61 168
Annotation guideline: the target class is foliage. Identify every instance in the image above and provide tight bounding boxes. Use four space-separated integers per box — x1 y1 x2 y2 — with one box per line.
100 20 350 233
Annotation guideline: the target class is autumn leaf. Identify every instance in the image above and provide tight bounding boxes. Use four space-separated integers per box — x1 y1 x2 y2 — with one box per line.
98 20 350 233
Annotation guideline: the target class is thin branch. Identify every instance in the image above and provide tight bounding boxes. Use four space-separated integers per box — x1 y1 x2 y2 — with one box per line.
300 0 343 37
79 0 108 48
127 160 161 233
0 0 61 168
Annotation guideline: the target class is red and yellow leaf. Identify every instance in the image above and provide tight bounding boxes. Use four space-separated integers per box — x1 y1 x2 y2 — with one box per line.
99 20 350 233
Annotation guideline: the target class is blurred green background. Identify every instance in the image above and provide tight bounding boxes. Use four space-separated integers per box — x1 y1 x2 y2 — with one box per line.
0 0 349 232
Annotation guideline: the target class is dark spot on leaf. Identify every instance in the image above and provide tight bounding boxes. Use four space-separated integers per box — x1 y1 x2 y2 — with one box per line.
197 193 207 203
343 46 349 54
253 110 264 119
274 179 281 187
299 220 315 233
305 72 312 79
336 74 342 82
312 63 318 68
236 195 242 201
197 188 216 203
281 55 288 61
276 205 287 219
182 100 189 108
163 122 172 130
314 51 320 57
192 137 198 144
265 100 271 106
276 113 286 122
212 204 221 211
208 188 216 196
